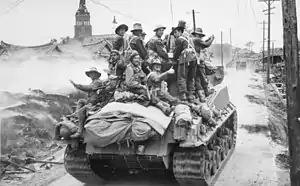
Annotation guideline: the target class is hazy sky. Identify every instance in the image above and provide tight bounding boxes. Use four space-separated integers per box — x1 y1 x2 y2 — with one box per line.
0 0 299 52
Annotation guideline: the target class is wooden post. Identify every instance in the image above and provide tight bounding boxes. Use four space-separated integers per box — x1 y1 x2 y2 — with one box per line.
221 31 224 67
262 21 266 70
281 0 300 185
192 10 196 32
266 0 271 83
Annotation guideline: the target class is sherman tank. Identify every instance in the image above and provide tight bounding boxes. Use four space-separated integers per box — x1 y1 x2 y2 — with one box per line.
55 55 237 186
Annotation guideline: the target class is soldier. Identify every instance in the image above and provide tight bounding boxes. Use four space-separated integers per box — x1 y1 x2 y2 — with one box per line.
146 59 179 116
69 67 104 138
107 50 127 78
165 27 176 53
146 25 170 71
127 23 150 74
177 20 190 40
124 51 148 99
172 22 198 103
191 28 215 100
112 24 129 56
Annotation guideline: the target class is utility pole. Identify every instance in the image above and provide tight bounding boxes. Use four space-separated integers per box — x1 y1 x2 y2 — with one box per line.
260 21 267 71
259 0 279 83
192 10 196 32
266 0 271 83
186 10 200 31
221 31 224 67
281 0 300 185
230 28 232 61
271 41 274 69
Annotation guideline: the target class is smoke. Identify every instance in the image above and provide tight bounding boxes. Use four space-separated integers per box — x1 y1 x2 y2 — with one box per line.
209 44 232 66
0 51 109 95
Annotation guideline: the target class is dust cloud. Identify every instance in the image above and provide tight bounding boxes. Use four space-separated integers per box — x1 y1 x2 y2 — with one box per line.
0 53 109 95
209 44 232 66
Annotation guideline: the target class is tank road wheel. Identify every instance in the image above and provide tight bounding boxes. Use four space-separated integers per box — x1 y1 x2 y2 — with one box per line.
64 143 105 184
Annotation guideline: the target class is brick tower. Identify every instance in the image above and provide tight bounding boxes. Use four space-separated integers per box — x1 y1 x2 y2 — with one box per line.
74 0 92 39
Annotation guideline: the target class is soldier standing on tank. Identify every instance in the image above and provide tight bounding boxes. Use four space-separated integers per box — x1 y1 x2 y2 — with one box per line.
146 59 179 116
172 22 198 103
127 23 150 75
124 51 149 100
112 24 129 57
191 28 215 100
146 25 169 70
69 67 104 138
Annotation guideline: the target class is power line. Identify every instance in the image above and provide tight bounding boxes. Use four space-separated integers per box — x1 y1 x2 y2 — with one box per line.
0 0 25 18
249 0 258 23
89 0 157 28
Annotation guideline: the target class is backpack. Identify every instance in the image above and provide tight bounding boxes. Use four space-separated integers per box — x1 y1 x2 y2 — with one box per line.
179 36 197 63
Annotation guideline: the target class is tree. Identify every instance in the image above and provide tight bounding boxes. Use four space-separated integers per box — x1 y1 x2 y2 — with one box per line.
245 41 254 52
281 0 300 185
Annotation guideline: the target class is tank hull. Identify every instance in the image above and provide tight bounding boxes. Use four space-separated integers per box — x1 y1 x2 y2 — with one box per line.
63 105 237 186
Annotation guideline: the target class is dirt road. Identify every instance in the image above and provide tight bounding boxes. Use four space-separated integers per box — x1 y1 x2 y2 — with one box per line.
47 68 287 186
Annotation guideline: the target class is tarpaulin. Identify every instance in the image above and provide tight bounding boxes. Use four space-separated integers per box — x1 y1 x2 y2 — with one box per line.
84 102 173 147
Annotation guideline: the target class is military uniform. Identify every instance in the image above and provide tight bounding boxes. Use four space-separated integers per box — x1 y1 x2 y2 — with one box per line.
147 71 178 105
108 52 127 78
69 67 104 138
146 59 178 116
112 24 129 56
173 35 197 102
124 63 148 98
191 28 214 98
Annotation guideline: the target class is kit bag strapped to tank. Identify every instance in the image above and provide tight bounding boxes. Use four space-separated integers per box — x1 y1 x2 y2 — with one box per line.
204 60 217 75
179 36 198 63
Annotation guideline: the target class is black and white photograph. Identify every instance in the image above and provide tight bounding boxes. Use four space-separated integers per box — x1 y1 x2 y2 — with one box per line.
0 0 299 185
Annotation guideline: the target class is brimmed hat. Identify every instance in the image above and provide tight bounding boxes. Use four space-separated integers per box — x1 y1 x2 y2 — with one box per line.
191 27 206 37
129 51 139 62
153 24 166 32
115 24 128 34
172 20 186 33
85 67 101 77
131 23 143 32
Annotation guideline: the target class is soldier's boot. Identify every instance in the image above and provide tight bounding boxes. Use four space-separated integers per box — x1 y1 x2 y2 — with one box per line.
196 90 206 103
70 109 86 138
204 88 214 97
187 91 199 104
155 102 172 116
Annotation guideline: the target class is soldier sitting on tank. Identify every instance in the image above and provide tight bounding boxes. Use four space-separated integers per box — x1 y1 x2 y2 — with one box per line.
106 50 127 78
112 24 129 56
68 67 104 138
146 25 170 71
124 51 149 104
146 58 180 116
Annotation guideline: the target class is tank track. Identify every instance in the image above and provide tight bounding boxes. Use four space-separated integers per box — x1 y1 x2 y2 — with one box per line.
64 143 106 184
173 110 237 186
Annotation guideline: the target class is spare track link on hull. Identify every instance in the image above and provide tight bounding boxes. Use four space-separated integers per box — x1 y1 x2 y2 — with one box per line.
64 143 105 184
173 110 237 186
